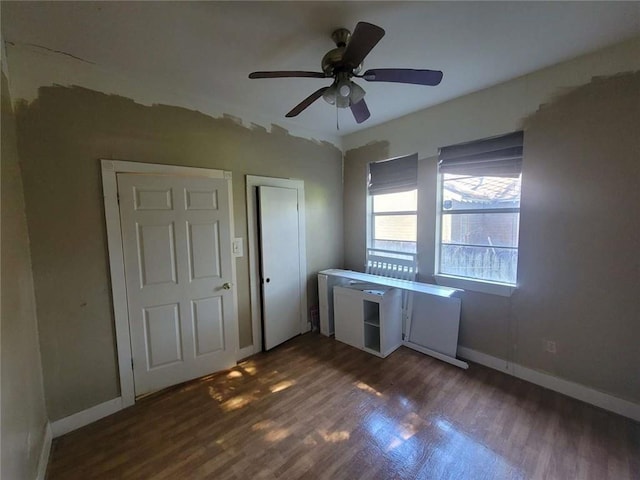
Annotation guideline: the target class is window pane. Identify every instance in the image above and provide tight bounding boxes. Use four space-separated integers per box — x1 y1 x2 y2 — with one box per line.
373 189 417 213
441 212 519 248
442 174 521 211
372 240 417 254
440 244 517 284
374 214 416 242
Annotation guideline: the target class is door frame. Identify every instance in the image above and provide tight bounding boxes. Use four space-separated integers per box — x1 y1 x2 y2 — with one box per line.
246 176 308 355
101 159 239 407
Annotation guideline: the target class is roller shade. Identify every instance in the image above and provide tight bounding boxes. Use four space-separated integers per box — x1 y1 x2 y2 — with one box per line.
368 153 418 195
439 131 523 177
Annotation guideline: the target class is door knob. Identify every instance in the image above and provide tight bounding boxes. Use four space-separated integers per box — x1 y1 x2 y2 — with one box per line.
222 282 232 290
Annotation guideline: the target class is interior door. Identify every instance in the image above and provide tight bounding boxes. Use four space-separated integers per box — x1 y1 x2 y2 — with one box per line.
258 185 301 350
118 173 237 396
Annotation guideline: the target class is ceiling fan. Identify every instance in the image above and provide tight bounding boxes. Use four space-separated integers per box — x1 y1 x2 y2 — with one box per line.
248 22 443 124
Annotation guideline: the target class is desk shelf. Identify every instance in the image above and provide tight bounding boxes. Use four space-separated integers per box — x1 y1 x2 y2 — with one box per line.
364 323 381 352
363 319 380 327
363 301 380 327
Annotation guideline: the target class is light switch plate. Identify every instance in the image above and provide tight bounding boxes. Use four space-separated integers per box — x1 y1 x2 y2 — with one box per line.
232 237 244 257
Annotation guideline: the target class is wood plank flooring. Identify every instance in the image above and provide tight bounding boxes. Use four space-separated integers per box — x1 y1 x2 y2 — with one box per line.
47 333 639 479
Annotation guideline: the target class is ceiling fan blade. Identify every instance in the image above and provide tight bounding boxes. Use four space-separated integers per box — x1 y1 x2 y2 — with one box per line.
362 69 443 86
341 22 385 69
249 71 326 79
286 87 329 117
350 98 371 124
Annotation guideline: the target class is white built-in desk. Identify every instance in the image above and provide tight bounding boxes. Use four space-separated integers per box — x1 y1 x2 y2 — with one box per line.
334 285 402 358
318 269 468 369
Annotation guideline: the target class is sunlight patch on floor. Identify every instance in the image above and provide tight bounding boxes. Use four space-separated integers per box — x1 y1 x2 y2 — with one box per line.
252 419 276 431
208 385 238 402
363 410 524 478
239 361 258 375
208 386 224 402
269 380 295 393
264 428 291 442
303 435 318 446
318 429 351 443
221 395 253 412
399 412 421 440
355 381 383 397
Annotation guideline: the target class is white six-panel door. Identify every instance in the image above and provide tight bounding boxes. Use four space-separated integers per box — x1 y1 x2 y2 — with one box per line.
117 173 237 396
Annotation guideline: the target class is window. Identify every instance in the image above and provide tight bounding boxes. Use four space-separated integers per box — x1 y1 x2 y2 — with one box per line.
437 132 523 287
367 153 418 261
371 189 417 254
440 173 521 284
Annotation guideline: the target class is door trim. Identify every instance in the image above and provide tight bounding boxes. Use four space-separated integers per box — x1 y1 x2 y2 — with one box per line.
246 176 308 355
101 159 238 407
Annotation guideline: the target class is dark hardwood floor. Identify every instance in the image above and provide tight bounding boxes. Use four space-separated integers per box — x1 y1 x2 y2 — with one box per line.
47 333 639 479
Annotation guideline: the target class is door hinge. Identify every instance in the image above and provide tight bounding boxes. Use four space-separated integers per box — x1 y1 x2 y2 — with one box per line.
131 358 134 370
117 192 120 204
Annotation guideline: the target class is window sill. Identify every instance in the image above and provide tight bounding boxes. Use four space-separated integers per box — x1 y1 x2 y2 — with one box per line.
434 274 517 297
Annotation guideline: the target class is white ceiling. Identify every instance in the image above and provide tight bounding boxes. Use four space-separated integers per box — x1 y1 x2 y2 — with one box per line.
2 1 639 138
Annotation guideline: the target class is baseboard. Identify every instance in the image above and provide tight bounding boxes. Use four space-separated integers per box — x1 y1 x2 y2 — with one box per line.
51 397 123 438
457 346 640 422
457 346 512 374
36 422 52 480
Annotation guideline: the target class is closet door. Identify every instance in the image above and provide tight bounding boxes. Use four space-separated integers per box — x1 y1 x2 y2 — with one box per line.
258 185 301 350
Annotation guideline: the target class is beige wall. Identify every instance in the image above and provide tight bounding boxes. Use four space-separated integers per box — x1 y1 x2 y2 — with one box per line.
514 72 639 400
1 71 48 479
343 39 640 403
14 86 343 421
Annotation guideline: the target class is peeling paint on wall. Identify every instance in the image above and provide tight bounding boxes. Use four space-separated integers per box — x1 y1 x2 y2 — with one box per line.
3 41 343 149
14 85 344 420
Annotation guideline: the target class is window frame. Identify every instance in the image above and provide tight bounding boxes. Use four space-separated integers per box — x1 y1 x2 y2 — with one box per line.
434 173 519 297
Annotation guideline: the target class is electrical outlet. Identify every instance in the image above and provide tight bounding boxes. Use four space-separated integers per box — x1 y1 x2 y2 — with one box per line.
544 339 557 354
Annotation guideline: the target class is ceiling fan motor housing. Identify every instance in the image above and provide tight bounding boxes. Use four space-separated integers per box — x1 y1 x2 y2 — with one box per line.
321 48 345 75
331 28 351 47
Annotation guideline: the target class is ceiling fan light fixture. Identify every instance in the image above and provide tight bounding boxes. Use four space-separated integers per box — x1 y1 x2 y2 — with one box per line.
322 83 337 105
323 79 365 109
323 78 353 109
332 72 353 108
349 81 366 105
336 94 350 109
